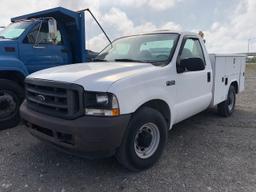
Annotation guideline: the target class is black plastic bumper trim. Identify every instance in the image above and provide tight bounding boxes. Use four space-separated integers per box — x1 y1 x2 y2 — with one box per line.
20 101 131 158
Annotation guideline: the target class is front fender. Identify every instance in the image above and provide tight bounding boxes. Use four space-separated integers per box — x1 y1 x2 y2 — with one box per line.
0 56 28 76
108 68 176 128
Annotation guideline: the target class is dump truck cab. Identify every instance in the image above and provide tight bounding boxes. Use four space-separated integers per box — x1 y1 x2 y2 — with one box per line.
0 7 104 128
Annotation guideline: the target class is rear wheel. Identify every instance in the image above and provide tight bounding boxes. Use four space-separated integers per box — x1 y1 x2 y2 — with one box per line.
116 107 168 171
0 79 24 129
217 85 236 117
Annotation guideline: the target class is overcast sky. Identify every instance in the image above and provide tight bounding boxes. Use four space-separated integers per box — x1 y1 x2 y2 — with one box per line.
0 0 256 53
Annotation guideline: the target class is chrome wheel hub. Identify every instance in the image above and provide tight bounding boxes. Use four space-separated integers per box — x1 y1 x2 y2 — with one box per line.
134 123 160 159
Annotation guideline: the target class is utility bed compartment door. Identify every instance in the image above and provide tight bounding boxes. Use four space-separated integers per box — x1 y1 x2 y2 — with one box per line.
238 57 246 92
211 56 229 105
210 54 246 106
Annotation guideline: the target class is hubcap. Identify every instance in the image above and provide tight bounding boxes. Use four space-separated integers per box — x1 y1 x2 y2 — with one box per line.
228 91 235 111
134 123 160 159
0 91 17 120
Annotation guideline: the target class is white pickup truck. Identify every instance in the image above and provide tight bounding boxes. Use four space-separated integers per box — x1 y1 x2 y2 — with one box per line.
20 31 246 171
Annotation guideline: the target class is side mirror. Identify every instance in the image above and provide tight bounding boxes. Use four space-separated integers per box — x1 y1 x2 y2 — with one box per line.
48 18 58 43
178 58 205 73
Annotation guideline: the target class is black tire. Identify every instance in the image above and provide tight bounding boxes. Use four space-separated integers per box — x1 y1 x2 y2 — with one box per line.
0 79 24 129
116 107 168 171
217 85 236 117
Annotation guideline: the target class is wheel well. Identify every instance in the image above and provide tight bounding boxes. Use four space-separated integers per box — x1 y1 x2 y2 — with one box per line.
139 100 171 128
231 81 239 94
0 71 25 87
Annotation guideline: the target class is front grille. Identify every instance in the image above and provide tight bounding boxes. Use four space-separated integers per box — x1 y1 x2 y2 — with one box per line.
25 78 84 119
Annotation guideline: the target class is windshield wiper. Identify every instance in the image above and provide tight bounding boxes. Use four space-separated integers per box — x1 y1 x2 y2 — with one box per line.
93 58 154 64
114 59 146 63
0 36 6 39
93 58 108 62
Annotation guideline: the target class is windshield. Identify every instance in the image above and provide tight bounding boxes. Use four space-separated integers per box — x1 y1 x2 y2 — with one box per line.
0 21 33 39
95 33 179 65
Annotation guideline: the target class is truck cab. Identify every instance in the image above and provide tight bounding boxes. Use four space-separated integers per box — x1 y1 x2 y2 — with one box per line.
0 7 104 128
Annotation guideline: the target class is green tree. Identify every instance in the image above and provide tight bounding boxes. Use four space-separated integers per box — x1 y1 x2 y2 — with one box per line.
247 56 256 64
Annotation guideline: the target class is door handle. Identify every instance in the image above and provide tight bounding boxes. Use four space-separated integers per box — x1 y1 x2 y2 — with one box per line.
166 80 176 86
207 72 211 82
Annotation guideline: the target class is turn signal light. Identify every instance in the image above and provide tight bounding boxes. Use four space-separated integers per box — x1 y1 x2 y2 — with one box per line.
112 108 120 116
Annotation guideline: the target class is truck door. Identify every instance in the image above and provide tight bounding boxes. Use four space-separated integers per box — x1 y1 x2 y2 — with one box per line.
174 37 212 123
19 21 72 73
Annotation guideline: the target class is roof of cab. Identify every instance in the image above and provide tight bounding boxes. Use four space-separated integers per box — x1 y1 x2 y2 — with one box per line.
147 30 198 36
120 30 199 39
11 7 80 22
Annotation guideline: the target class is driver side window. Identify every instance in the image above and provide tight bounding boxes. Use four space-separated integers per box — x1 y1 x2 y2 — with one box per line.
177 38 206 73
24 22 62 45
180 38 205 62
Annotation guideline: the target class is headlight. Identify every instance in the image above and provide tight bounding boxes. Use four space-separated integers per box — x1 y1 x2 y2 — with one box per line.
84 92 120 116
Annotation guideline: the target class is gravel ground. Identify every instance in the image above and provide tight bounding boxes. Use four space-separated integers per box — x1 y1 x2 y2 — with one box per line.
0 65 256 192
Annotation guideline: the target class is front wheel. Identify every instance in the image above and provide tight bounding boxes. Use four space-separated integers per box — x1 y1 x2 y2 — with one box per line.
0 79 24 129
116 107 168 171
217 85 236 117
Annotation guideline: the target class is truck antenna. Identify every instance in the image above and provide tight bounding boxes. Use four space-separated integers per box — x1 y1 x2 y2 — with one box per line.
78 8 112 46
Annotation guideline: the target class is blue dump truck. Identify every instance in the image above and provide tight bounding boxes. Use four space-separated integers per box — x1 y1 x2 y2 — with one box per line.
0 7 110 128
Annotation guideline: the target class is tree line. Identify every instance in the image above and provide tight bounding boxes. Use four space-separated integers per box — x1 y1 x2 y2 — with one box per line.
247 56 256 64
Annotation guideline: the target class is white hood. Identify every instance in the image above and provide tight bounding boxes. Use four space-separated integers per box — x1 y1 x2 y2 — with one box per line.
28 62 156 91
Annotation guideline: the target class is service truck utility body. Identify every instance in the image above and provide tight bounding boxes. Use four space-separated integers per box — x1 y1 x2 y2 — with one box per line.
21 31 246 170
210 54 245 105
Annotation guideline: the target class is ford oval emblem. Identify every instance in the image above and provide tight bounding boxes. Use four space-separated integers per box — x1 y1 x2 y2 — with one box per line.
35 95 46 102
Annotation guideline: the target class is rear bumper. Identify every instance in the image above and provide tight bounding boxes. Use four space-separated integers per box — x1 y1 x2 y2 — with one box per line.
20 101 131 158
